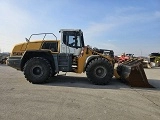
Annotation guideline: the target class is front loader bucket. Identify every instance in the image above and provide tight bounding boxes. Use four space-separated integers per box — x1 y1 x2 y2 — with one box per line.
116 59 154 88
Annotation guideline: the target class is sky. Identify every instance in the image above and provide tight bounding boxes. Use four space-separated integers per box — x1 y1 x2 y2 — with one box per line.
0 0 160 56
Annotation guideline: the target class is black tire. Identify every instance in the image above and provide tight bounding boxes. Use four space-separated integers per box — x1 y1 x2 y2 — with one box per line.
24 57 52 84
86 58 113 85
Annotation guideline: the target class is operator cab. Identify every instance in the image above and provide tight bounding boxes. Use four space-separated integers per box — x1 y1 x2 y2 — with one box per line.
60 29 85 56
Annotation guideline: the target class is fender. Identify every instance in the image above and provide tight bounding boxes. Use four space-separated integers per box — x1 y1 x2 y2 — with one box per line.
21 50 56 71
84 55 99 72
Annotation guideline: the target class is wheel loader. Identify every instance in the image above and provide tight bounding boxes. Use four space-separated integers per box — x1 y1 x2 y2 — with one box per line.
149 53 160 67
6 29 153 87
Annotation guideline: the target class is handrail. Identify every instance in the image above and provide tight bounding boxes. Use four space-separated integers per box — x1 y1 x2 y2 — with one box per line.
28 33 57 41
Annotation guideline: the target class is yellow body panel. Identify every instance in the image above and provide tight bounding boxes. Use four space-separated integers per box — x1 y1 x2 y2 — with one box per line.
76 47 93 73
27 42 41 50
11 43 26 56
76 47 114 73
113 69 120 79
11 40 60 56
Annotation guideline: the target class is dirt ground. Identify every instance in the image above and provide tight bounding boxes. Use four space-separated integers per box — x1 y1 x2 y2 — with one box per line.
0 64 160 120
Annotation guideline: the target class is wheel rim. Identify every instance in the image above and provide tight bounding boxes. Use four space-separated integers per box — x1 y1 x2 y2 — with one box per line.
31 65 43 77
94 66 107 78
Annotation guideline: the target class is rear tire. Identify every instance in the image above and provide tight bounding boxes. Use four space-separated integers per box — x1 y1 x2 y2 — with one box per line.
24 57 52 84
86 58 113 85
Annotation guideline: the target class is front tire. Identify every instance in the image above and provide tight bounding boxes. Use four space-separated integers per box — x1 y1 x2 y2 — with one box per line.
24 57 52 84
86 58 113 85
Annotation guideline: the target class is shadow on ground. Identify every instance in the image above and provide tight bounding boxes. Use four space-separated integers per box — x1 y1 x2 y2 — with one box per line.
45 75 128 89
43 75 160 90
2 64 159 90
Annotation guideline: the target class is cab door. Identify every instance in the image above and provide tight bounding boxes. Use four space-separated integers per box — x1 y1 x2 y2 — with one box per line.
60 31 84 56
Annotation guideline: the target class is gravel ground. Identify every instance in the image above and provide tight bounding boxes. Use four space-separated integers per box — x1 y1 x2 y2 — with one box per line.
0 64 160 120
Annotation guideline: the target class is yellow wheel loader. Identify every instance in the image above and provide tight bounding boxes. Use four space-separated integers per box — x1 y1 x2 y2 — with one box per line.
149 53 160 67
7 29 153 87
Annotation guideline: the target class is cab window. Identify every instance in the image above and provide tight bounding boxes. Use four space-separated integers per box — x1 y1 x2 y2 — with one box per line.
63 31 84 48
42 42 58 52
